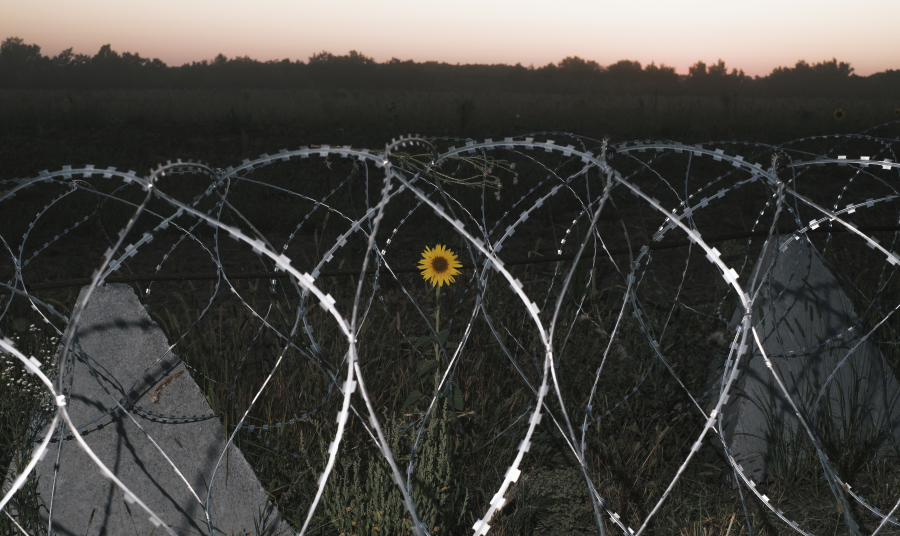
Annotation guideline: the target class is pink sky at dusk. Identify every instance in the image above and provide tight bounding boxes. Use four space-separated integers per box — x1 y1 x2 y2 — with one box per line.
2 0 897 78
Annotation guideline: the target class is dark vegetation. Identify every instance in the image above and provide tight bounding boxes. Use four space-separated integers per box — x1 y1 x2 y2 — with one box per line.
1 36 899 98
1 37 900 535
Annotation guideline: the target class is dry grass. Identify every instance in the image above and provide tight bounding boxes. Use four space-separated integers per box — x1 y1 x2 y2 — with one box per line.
1 93 900 534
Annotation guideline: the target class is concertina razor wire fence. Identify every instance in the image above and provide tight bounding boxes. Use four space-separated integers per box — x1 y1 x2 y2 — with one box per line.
1 121 900 536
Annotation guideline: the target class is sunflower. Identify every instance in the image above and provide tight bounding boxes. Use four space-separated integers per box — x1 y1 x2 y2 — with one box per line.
895 108 900 117
418 244 462 287
833 108 845 121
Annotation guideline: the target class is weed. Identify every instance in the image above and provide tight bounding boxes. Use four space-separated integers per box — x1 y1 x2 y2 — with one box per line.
3 121 900 536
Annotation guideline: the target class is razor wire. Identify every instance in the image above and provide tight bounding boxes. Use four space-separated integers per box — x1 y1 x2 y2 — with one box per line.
0 121 899 536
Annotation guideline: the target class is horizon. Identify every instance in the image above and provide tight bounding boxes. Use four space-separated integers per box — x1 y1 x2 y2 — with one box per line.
2 0 897 78
0 35 889 81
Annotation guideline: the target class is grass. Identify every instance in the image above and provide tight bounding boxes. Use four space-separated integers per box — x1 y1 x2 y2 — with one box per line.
1 88 899 147
2 268 736 535
0 323 58 534
1 90 900 534
3 235 898 535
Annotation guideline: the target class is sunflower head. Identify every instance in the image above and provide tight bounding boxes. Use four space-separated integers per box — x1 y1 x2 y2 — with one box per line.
833 108 845 121
418 244 462 287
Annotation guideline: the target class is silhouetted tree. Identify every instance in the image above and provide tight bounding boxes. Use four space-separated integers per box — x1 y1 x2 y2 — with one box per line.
643 61 678 82
641 61 680 94
93 44 120 67
769 57 854 80
308 50 374 66
1 37 50 87
686 59 749 95
606 59 642 79
764 57 858 96
558 56 602 72
553 56 603 90
306 50 378 88
0 37 42 66
0 36 893 97
689 60 708 79
52 48 75 68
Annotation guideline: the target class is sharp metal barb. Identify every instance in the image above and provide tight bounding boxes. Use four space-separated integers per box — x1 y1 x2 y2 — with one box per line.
2 123 900 536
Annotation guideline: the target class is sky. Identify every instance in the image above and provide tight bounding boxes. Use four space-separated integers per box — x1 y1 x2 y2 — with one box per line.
2 0 897 78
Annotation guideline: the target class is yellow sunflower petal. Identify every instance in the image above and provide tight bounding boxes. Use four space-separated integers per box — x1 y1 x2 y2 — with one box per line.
418 243 462 287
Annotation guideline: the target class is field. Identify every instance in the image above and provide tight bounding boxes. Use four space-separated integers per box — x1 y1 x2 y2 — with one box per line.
2 88 900 535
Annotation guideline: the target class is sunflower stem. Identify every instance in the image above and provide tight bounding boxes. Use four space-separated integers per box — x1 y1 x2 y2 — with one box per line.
433 284 441 364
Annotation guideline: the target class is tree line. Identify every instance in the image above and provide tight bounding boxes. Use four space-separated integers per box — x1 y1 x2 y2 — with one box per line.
1 37 897 98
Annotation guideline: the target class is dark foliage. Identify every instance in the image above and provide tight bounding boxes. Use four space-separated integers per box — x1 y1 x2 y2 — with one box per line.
1 37 897 98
